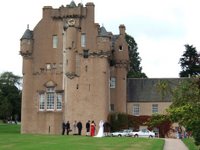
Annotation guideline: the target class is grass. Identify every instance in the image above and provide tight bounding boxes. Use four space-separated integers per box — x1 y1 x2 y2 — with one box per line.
182 138 200 150
0 124 164 150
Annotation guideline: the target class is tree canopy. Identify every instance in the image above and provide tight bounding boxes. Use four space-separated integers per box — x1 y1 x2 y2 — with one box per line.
125 34 147 78
179 44 200 77
0 72 22 122
167 77 200 145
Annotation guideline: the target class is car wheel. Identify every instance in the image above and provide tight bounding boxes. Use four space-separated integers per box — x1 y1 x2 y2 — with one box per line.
134 134 138 138
118 134 122 137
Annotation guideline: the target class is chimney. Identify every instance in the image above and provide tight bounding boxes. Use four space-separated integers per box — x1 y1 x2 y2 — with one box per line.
119 24 126 36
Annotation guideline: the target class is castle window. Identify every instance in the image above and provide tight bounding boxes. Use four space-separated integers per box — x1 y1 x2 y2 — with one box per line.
39 94 45 111
152 104 158 114
81 33 86 47
110 77 116 88
133 104 140 116
47 88 55 110
53 35 58 48
56 93 62 110
119 45 123 51
38 87 63 112
83 49 89 58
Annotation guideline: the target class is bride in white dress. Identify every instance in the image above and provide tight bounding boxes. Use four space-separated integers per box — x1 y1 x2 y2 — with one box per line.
94 120 104 137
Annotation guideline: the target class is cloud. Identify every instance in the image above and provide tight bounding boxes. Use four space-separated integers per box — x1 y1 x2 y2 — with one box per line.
0 0 200 78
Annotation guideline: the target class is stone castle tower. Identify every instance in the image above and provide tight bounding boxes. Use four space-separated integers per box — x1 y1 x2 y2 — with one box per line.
20 1 129 134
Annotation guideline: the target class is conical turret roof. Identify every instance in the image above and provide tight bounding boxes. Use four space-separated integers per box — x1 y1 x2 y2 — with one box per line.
69 0 76 7
99 26 110 37
21 25 33 40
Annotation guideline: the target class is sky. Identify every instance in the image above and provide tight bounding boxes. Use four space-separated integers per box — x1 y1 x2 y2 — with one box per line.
0 0 200 78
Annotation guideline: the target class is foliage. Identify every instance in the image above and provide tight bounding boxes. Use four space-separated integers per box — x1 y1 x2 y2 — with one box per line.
125 34 147 78
155 80 172 101
182 138 200 150
147 114 172 138
0 72 22 122
0 124 165 150
127 115 150 130
179 44 200 77
108 112 128 131
171 78 200 107
167 77 200 145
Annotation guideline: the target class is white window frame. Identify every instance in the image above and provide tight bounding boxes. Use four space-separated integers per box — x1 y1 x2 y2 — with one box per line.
152 104 158 114
56 93 62 111
46 88 55 110
39 87 63 112
133 104 140 116
39 93 45 111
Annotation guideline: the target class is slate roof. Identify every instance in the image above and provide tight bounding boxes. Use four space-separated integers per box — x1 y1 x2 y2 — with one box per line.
127 78 187 102
69 0 76 7
99 26 110 37
21 28 33 40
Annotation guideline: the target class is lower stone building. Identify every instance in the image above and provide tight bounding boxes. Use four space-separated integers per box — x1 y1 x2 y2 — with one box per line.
127 78 184 116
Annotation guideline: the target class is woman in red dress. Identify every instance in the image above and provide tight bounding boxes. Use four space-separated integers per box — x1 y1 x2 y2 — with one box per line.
90 120 96 136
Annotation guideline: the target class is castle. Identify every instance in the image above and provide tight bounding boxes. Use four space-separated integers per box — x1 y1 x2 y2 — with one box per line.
20 1 129 134
20 1 181 135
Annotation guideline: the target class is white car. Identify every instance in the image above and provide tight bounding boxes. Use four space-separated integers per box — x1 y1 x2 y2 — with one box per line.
131 129 155 138
111 129 132 137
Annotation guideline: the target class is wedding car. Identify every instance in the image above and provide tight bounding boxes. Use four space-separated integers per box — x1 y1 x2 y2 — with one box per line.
111 129 132 137
131 129 155 138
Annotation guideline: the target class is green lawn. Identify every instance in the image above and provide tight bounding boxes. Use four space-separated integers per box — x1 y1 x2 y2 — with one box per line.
182 138 200 150
0 124 164 150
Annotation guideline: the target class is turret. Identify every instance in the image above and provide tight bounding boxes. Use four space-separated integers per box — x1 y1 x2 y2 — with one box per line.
20 25 33 58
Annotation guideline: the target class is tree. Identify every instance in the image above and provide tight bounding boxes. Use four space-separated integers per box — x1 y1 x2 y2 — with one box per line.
179 44 200 77
147 114 172 138
0 72 22 122
125 34 147 78
167 77 200 145
156 80 172 101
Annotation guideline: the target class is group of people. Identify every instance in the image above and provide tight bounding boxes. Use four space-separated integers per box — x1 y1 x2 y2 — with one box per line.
62 120 109 137
62 120 82 135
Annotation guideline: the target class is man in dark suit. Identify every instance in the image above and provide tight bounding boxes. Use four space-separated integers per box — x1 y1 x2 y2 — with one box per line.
86 120 90 136
66 121 70 135
62 122 66 135
77 121 82 135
